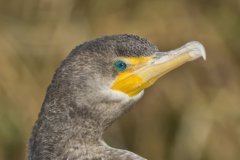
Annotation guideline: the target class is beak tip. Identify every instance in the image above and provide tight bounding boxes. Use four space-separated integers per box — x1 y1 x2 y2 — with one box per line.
186 41 206 61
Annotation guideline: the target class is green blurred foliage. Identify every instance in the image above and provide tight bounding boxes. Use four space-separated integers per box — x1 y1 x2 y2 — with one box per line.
0 0 240 160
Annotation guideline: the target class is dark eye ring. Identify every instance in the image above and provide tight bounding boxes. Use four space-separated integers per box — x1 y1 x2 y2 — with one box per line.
114 60 127 72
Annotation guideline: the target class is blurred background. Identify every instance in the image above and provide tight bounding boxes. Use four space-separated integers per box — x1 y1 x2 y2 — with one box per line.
0 0 240 160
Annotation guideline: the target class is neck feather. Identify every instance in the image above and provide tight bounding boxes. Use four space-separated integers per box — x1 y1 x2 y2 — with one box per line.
29 81 142 160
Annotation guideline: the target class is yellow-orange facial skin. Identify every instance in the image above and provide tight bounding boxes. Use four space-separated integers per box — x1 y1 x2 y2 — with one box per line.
111 41 206 97
111 57 152 96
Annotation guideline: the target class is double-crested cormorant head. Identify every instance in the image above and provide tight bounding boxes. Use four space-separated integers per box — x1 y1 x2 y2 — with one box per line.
48 34 205 128
29 34 205 160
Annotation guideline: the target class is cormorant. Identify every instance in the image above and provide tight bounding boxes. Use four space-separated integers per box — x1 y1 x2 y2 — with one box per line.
28 34 206 160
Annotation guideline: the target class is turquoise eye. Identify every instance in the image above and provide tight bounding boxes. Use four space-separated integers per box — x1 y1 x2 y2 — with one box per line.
114 60 127 71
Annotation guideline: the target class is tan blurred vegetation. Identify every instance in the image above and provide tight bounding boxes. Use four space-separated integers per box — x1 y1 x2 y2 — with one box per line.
0 0 240 160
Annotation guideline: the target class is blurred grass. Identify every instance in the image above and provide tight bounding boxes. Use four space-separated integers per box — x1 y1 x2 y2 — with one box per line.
0 0 240 160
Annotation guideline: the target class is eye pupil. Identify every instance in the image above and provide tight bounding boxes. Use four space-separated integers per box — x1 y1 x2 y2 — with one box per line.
114 60 127 71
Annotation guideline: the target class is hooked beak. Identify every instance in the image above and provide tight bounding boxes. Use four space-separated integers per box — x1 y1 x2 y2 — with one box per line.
111 41 206 96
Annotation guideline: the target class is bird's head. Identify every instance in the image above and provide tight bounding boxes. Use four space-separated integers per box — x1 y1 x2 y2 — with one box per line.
30 34 206 160
51 34 205 128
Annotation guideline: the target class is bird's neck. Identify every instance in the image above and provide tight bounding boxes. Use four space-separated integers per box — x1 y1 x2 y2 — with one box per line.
29 82 143 159
29 93 106 159
30 98 144 160
40 96 106 141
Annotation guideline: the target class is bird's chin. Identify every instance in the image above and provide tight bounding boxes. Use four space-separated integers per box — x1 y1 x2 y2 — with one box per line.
103 88 144 102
